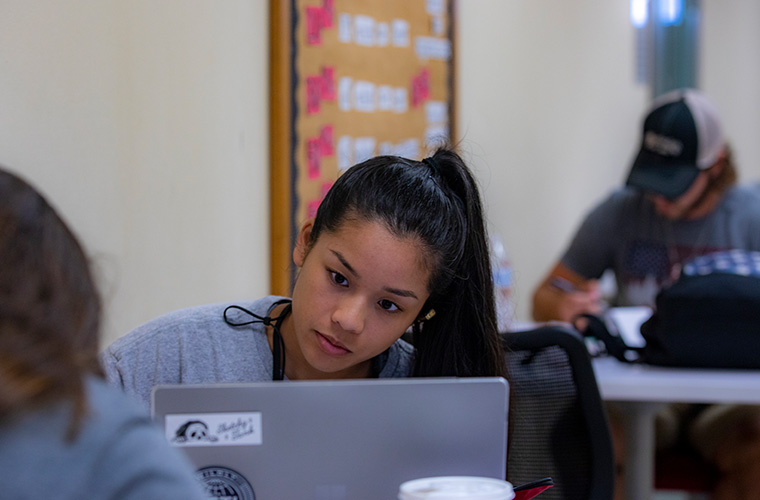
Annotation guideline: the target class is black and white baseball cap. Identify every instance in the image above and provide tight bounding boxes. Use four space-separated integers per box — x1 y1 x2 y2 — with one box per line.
626 88 724 200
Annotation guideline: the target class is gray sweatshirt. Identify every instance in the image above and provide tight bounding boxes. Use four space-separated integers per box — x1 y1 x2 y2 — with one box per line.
100 295 415 410
0 375 207 500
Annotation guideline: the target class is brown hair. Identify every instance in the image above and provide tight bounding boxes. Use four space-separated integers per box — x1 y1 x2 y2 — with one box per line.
0 167 102 439
710 143 738 194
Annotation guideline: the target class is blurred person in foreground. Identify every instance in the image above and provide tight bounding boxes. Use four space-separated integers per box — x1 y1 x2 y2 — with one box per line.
532 89 760 500
0 166 207 500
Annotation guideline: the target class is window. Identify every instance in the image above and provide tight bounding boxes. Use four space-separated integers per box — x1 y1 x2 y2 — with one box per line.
632 0 700 97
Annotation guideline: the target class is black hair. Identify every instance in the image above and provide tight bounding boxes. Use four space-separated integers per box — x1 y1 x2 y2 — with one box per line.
310 147 506 378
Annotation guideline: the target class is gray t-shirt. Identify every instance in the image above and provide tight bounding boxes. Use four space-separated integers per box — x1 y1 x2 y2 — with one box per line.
562 185 760 307
101 295 415 410
0 376 207 500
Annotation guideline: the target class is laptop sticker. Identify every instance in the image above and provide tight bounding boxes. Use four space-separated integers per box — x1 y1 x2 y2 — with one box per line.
166 412 263 446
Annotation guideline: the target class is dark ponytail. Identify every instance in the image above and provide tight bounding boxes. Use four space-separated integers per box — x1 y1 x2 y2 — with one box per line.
411 149 506 378
311 147 506 378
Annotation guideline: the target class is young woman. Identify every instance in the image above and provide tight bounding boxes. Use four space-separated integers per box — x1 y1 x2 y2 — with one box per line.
0 167 206 499
102 147 507 409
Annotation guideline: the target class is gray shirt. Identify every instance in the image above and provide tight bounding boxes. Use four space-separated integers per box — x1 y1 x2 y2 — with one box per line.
562 185 760 307
0 376 207 500
101 296 415 410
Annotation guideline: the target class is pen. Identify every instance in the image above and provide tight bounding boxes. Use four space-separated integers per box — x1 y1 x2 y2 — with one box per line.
549 276 578 293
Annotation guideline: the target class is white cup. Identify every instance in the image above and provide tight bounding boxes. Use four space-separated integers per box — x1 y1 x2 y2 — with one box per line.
398 476 515 500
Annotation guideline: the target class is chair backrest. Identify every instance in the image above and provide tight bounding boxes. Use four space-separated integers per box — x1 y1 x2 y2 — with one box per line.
503 324 615 500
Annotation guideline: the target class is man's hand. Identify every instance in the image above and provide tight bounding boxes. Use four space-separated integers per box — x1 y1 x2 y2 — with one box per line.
532 264 602 323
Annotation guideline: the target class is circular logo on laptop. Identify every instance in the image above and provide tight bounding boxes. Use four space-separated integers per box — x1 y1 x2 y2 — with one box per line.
195 466 255 500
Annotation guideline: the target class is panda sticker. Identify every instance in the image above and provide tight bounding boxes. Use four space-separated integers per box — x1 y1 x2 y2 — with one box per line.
172 420 219 444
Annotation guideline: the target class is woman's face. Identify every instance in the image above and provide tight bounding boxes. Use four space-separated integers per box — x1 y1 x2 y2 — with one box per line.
285 218 432 380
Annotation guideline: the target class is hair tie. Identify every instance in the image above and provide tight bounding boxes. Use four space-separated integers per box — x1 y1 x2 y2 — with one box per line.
422 156 441 173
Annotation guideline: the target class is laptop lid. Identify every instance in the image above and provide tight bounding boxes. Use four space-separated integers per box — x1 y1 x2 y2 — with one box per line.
152 377 509 500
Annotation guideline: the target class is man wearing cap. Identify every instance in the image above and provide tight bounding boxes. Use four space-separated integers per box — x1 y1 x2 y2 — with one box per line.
532 88 760 322
531 88 760 500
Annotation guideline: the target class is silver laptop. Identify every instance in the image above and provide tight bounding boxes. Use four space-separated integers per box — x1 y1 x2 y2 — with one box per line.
152 377 509 500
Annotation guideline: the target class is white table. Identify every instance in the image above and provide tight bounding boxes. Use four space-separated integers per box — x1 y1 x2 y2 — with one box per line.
592 357 760 500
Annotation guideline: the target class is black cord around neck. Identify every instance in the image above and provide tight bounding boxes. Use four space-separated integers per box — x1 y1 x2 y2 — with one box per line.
223 299 292 381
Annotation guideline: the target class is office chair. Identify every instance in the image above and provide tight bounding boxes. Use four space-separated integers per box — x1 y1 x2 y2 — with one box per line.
503 324 615 500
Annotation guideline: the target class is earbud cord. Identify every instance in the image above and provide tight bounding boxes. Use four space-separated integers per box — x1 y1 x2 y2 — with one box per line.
223 299 292 381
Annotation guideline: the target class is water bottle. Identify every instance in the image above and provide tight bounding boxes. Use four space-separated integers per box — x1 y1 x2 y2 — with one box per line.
490 233 514 332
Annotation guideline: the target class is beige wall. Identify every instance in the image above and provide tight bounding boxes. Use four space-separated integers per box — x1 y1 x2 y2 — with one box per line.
457 0 649 323
0 1 757 346
0 1 270 346
702 0 760 177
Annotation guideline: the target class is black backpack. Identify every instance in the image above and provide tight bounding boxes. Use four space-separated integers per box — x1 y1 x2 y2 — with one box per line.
580 250 760 369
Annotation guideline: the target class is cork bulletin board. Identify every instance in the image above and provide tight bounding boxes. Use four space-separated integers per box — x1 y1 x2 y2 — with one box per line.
269 0 456 295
